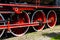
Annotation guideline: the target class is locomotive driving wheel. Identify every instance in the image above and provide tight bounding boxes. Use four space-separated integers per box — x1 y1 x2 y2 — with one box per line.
32 10 46 31
0 14 5 37
10 11 30 36
47 10 57 28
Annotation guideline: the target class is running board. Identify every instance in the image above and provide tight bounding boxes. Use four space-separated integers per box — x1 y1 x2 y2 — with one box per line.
0 11 15 14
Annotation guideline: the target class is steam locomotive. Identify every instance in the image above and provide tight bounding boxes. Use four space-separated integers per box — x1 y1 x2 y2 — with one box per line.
0 0 59 37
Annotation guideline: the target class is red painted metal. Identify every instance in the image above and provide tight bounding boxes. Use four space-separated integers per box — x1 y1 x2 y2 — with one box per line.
0 4 59 8
0 0 58 37
0 20 52 29
47 10 57 28
0 22 39 29
13 7 34 14
7 21 10 31
9 11 30 36
0 0 57 30
32 10 46 31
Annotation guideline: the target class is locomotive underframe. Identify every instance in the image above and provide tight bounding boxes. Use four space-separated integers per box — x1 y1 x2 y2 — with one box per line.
0 3 57 37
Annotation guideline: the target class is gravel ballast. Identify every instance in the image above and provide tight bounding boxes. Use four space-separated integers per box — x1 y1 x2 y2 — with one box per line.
1 25 60 40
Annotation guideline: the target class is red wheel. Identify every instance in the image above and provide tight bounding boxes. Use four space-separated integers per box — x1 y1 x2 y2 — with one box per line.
0 14 5 37
47 10 57 28
10 11 30 36
32 10 46 31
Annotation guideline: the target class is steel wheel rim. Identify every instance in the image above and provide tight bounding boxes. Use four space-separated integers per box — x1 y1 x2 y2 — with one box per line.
0 14 5 37
10 11 30 36
47 10 57 28
32 10 46 31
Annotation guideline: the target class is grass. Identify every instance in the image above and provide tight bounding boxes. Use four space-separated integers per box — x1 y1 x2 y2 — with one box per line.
51 35 60 40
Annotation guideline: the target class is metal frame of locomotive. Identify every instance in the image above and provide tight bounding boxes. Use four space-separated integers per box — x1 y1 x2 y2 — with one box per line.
0 0 57 37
